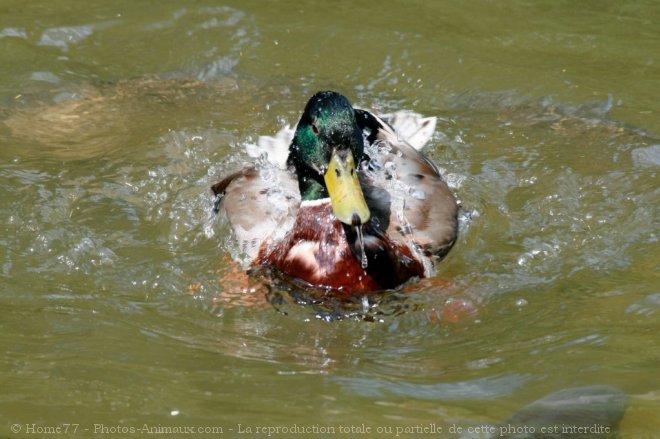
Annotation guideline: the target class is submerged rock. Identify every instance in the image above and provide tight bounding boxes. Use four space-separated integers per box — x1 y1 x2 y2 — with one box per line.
497 385 627 439
1 74 244 160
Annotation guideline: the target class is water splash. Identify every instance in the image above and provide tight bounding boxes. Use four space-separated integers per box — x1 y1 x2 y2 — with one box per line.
354 225 368 269
361 296 370 314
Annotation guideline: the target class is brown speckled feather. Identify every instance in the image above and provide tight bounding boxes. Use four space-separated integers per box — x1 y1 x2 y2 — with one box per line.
356 110 458 274
212 165 300 262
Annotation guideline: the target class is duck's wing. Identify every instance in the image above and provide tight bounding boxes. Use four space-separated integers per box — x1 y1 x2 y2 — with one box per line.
244 125 294 169
356 109 458 273
212 166 300 263
378 110 437 151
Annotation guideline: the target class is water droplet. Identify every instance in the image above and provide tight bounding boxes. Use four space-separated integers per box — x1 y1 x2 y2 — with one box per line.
410 188 426 200
515 298 528 308
361 296 369 313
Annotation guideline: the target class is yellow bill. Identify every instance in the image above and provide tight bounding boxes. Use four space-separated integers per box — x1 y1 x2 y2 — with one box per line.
323 149 371 225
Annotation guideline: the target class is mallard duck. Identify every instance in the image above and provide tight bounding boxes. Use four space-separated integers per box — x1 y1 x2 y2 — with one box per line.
212 91 458 293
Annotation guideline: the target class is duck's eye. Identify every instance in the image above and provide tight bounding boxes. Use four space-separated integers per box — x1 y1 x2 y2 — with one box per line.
311 122 319 135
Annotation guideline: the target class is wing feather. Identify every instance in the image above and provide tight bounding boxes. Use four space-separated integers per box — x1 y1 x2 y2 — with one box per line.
213 166 300 261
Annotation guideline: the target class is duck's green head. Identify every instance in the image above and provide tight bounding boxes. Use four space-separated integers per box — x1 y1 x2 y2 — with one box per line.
288 91 370 226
